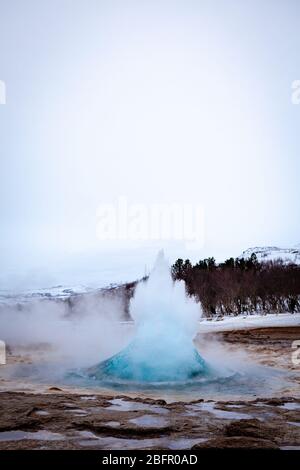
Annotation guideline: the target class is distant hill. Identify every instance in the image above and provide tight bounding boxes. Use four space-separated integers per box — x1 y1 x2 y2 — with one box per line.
239 245 300 265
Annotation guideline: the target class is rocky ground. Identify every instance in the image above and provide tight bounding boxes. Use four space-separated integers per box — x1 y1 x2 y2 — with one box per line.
0 326 299 450
0 391 299 450
197 326 300 374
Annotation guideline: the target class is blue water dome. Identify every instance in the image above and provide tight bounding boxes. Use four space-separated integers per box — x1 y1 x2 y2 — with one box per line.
88 335 208 383
87 251 210 383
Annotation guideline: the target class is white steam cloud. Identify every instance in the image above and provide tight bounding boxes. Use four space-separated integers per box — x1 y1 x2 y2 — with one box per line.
0 294 132 368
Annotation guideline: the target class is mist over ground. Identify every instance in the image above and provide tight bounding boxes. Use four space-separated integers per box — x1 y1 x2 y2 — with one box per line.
0 293 132 368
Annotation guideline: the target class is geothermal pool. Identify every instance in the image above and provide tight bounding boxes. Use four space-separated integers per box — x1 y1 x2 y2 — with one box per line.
1 252 298 402
1 255 299 450
61 252 294 400
66 250 212 388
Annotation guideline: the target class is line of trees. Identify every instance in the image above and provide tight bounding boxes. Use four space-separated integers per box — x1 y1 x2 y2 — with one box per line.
171 254 300 316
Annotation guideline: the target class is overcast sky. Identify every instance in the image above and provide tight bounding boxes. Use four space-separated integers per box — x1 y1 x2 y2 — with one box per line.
0 0 299 288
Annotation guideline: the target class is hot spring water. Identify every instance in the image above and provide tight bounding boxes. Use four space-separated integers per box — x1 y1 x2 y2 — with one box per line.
65 251 292 398
83 251 211 384
4 250 291 399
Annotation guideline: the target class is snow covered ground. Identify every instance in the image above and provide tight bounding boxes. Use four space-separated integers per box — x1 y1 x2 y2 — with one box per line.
0 284 95 304
198 312 300 333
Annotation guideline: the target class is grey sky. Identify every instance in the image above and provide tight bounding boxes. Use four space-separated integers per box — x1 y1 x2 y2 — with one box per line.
0 0 299 287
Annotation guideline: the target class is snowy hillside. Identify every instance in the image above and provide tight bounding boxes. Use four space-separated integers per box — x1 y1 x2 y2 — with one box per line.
239 245 300 265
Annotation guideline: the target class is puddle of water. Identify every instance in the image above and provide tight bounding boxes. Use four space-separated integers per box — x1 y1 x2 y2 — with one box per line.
129 415 168 428
107 398 169 414
78 435 159 449
78 430 97 439
80 396 97 401
106 421 121 428
0 430 64 441
287 421 300 427
65 409 88 415
77 432 206 450
186 402 251 420
35 410 50 416
280 446 300 450
280 402 300 411
167 438 208 449
225 404 245 409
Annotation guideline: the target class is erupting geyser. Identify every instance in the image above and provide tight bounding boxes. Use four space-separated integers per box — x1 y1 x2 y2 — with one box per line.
88 251 210 383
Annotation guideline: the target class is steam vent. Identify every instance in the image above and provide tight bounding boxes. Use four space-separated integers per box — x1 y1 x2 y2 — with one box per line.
88 251 210 383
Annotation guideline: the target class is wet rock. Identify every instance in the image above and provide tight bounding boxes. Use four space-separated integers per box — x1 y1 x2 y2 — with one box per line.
225 419 279 439
0 390 299 450
0 415 41 432
73 419 174 438
265 398 285 406
124 396 167 406
193 436 278 449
